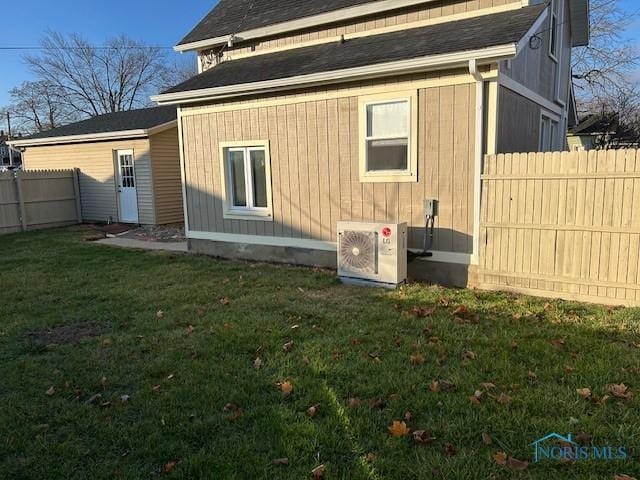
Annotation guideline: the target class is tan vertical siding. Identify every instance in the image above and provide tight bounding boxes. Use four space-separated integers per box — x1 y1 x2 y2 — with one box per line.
22 139 152 224
181 74 476 254
149 127 184 225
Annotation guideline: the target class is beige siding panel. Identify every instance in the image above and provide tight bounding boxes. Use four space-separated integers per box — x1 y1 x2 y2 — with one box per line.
22 138 152 224
149 127 184 225
180 74 476 255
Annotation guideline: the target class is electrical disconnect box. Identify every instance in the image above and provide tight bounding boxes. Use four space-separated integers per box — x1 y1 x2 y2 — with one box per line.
424 199 438 217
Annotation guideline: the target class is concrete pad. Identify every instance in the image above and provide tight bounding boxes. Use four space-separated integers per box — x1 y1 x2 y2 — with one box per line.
96 237 188 253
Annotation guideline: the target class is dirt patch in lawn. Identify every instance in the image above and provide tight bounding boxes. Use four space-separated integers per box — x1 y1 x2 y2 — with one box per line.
26 322 110 347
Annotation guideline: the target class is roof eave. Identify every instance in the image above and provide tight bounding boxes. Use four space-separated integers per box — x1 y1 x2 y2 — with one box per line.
9 120 177 148
154 44 518 105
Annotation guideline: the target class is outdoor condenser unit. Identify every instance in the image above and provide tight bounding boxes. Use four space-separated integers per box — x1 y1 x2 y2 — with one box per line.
337 221 408 287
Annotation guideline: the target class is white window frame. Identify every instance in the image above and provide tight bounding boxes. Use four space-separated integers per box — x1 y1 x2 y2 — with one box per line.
219 140 273 221
539 112 560 152
358 90 418 183
548 0 560 62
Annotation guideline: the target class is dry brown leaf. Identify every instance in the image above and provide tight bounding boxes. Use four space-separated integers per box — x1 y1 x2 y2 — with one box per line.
102 338 113 347
162 461 178 474
493 451 508 465
307 404 320 418
608 383 633 400
410 354 425 365
404 411 413 422
438 297 449 306
279 381 293 398
462 350 477 361
565 365 576 373
452 305 468 317
551 338 566 348
443 443 457 456
429 380 440 392
481 432 493 445
87 393 102 404
45 386 55 397
283 341 294 353
388 420 410 437
577 387 592 399
347 397 361 408
507 457 529 471
254 357 263 370
272 458 289 466
480 382 496 390
364 452 376 463
219 298 230 306
186 325 194 335
527 371 538 381
410 306 436 318
412 430 436 444
469 390 483 405
222 402 238 412
156 310 164 319
439 380 457 392
496 393 512 405
613 475 638 480
311 464 326 479
196 308 205 317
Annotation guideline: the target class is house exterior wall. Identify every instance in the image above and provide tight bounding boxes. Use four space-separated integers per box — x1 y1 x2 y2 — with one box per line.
200 0 523 69
22 139 155 224
180 71 477 262
150 127 184 224
496 86 541 153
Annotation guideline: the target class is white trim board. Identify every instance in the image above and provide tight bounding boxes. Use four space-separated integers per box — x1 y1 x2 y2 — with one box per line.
10 120 178 148
176 0 443 52
187 230 472 265
153 44 517 105
498 74 563 116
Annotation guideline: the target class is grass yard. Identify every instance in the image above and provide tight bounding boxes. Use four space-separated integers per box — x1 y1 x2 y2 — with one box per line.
1 227 640 480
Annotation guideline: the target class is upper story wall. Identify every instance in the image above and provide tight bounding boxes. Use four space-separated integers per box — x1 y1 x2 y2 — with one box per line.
198 0 523 71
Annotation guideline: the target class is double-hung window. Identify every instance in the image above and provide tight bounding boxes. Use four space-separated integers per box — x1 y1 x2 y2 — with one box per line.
219 140 273 220
539 114 559 152
359 91 418 182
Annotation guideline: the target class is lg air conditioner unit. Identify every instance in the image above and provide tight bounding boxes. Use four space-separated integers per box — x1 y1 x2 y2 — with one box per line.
337 221 407 287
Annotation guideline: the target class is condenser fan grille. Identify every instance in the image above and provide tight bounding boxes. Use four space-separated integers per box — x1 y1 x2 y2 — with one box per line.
339 230 378 274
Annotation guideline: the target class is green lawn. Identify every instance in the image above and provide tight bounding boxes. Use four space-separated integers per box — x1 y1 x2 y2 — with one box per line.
1 227 639 479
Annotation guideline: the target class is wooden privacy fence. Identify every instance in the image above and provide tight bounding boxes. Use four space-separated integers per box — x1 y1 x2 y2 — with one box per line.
479 149 640 307
0 169 82 236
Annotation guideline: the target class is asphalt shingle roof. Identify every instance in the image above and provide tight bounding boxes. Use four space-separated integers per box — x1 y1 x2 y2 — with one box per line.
179 0 376 46
25 106 177 140
165 5 545 95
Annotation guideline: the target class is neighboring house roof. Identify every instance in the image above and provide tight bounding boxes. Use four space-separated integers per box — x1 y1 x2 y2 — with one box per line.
569 113 619 136
10 106 177 147
176 0 589 51
157 5 545 104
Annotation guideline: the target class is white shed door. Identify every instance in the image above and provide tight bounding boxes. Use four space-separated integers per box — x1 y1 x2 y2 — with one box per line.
116 150 139 223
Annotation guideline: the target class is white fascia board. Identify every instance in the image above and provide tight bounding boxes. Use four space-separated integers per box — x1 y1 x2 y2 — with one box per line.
175 0 438 52
9 120 178 148
153 44 517 105
515 7 548 55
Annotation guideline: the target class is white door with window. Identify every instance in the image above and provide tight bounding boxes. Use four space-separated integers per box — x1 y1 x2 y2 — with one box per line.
116 150 139 223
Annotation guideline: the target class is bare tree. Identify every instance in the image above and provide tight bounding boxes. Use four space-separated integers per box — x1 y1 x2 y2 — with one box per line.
572 0 640 107
25 32 185 117
5 81 79 134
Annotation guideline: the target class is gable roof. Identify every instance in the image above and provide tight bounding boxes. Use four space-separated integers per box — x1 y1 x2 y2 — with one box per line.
11 106 177 147
157 5 546 104
177 0 589 52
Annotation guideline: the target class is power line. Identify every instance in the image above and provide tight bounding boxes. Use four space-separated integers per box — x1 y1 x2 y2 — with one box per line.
0 46 176 51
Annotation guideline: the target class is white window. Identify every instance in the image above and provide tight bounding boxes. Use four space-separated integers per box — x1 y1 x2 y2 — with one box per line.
549 0 560 61
219 140 273 220
539 114 560 152
359 91 418 182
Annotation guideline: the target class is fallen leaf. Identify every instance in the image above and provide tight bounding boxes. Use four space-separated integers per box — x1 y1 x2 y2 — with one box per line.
254 357 263 370
347 397 361 408
307 404 320 418
351 338 362 346
102 338 113 347
368 352 381 361
613 475 638 480
100 376 108 387
196 308 205 317
152 385 161 392
452 305 468 317
388 421 410 437
223 403 239 412
412 430 436 444
481 432 493 445
577 387 592 399
443 443 457 456
283 341 294 353
462 350 477 361
410 354 425 365
290 324 300 331
429 380 439 392
219 298 230 306
507 457 529 471
439 380 457 392
469 390 483 405
311 464 326 479
480 382 496 390
438 297 449 307
167 374 175 380
229 410 243 422
410 306 436 318
364 452 376 462
120 395 130 403
565 365 576 373
510 341 519 349
575 431 592 445
608 383 633 400
156 310 164 319
551 338 566 348
279 381 293 398
496 393 512 405
186 325 194 335
272 458 289 466
493 452 508 465
527 371 538 381
404 411 413 422
87 393 102 404
162 461 178 473
369 397 386 410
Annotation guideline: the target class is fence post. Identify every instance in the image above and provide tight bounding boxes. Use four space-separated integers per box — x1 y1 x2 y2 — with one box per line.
72 168 82 224
14 171 27 232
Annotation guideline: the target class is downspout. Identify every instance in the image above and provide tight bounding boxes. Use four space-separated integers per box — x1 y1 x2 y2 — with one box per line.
468 59 484 266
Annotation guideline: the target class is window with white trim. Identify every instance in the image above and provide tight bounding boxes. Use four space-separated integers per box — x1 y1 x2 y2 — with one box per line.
219 140 273 220
549 0 560 61
359 91 418 182
539 114 559 152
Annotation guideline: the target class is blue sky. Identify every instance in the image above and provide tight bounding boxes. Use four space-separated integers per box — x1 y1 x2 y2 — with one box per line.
1 0 639 130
